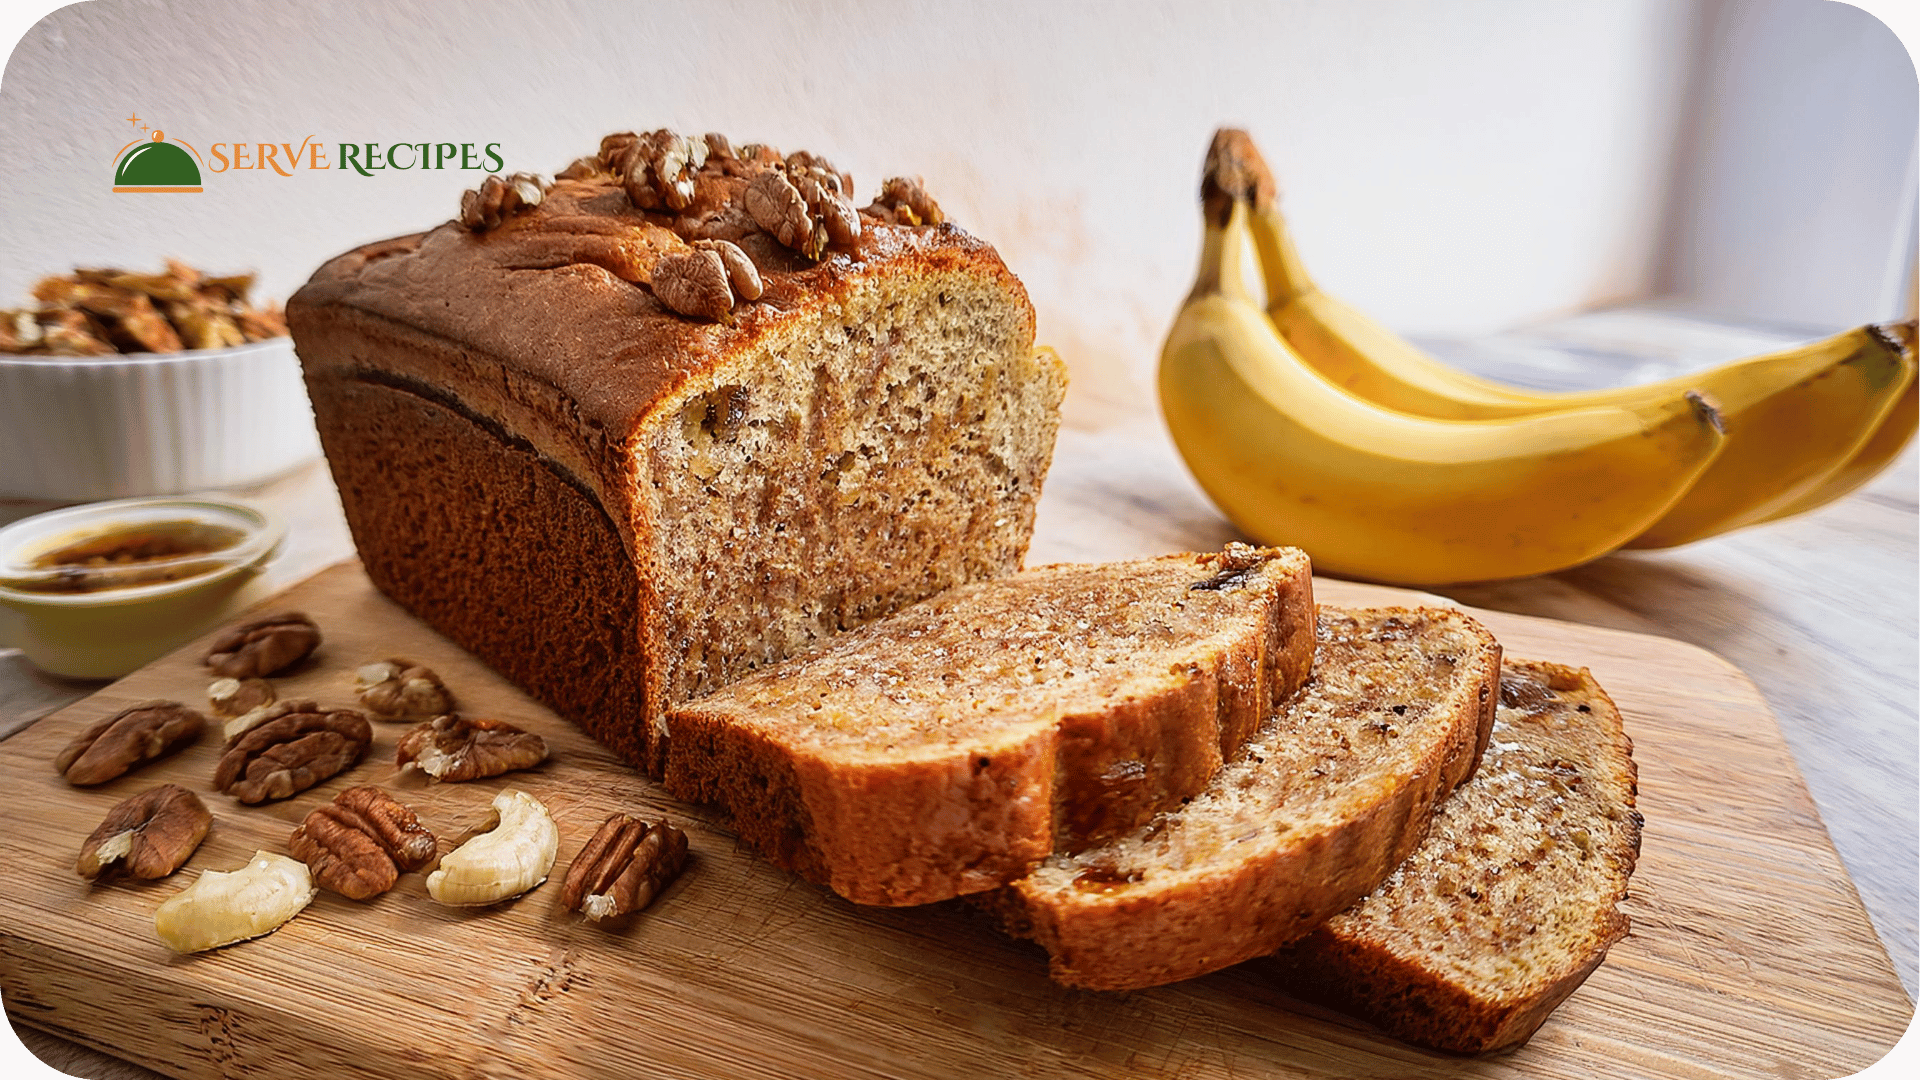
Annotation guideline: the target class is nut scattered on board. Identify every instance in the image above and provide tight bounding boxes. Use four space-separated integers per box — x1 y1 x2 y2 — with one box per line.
354 659 454 721
203 612 321 678
289 786 438 900
76 784 212 882
425 789 558 907
213 701 372 804
54 701 205 786
560 813 690 922
396 714 549 782
208 677 279 740
153 851 316 954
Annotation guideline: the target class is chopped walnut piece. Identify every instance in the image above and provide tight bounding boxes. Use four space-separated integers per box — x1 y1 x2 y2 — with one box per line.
203 612 320 678
213 701 372 804
865 175 945 227
744 168 815 254
289 786 437 900
396 715 549 782
76 784 211 882
459 172 552 232
560 813 690 922
354 659 454 721
616 129 709 212
55 701 205 786
743 157 860 260
556 155 607 181
33 308 116 356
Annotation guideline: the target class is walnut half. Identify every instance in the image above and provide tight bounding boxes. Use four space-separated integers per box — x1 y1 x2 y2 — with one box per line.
354 659 454 721
76 784 212 882
560 813 690 923
651 239 762 323
396 715 548 782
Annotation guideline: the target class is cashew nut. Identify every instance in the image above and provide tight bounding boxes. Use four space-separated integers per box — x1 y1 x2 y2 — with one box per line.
426 789 558 906
153 851 316 953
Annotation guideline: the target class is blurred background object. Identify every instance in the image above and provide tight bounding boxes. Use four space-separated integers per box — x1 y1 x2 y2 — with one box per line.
0 0 1911 426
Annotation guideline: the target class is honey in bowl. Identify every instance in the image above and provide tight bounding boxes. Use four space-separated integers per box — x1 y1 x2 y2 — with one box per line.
6 519 247 594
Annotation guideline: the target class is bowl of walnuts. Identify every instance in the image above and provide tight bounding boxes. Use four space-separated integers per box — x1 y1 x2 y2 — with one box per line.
0 261 321 501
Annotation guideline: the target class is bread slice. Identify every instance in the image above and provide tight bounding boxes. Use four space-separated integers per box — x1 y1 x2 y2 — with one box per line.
986 606 1499 990
1263 659 1642 1054
664 545 1315 906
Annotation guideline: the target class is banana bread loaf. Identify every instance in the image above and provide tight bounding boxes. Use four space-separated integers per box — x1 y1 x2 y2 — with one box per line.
1264 660 1641 1053
289 131 1066 775
984 606 1499 989
665 546 1315 906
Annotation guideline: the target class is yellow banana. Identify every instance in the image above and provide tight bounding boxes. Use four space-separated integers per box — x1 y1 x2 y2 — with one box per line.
1158 195 1726 585
1755 374 1917 523
1218 127 1915 546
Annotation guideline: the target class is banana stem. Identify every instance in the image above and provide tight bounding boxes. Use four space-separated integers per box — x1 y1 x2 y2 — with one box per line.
1189 203 1261 306
1249 205 1317 309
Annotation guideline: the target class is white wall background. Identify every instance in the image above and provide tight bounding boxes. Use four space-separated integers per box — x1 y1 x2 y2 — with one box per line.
0 0 1910 399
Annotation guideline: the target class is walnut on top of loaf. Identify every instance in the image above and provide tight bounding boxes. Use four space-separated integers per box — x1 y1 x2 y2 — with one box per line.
455 129 952 323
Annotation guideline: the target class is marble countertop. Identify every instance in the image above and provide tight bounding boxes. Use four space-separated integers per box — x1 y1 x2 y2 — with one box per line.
4 306 1913 1077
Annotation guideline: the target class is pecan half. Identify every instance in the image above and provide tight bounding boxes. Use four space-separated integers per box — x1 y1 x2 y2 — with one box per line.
76 784 211 881
459 172 552 232
289 786 437 900
354 659 454 721
213 701 372 804
396 715 548 782
55 701 205 786
560 814 690 922
203 612 321 678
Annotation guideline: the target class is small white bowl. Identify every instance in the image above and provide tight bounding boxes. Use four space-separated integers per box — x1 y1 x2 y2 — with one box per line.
0 496 286 679
0 337 322 501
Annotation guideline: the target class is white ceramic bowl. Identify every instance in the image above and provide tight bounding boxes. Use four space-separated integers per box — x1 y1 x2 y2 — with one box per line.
0 496 286 679
0 337 322 501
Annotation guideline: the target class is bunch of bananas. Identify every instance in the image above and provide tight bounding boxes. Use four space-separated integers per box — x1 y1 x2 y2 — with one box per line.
1160 129 1916 585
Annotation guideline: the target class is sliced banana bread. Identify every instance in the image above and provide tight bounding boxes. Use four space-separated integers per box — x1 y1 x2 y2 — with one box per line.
1264 660 1641 1054
986 606 1499 990
664 545 1315 906
291 130 1065 778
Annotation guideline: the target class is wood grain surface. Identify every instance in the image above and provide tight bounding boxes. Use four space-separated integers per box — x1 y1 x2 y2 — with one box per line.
0 560 1908 1080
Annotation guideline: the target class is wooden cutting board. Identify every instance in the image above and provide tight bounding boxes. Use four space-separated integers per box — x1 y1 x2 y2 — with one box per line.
0 561 1908 1079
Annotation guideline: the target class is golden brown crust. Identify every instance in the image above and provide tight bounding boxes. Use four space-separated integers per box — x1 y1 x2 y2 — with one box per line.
1265 660 1641 1054
985 606 1501 990
663 549 1315 907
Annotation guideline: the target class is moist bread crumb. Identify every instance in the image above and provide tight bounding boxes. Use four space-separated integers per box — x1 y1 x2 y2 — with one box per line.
985 606 1500 990
665 546 1315 906
1264 660 1642 1054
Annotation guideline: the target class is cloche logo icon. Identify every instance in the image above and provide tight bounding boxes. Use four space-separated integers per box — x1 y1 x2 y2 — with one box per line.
113 127 203 193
